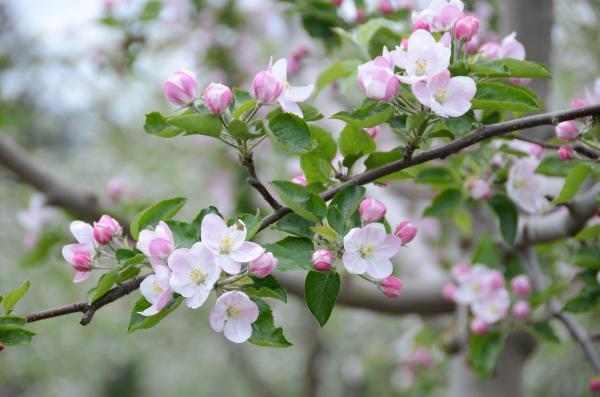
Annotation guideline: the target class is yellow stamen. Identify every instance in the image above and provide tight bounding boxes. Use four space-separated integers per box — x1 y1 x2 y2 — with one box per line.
190 268 206 285
220 236 234 255
415 58 427 76
359 244 375 259
434 89 449 104
152 282 163 294
227 306 241 318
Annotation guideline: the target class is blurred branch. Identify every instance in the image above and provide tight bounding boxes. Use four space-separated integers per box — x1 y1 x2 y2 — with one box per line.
503 134 599 159
240 152 282 210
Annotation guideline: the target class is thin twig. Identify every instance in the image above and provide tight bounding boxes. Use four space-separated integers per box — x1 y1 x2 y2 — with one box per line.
240 153 282 210
504 134 599 159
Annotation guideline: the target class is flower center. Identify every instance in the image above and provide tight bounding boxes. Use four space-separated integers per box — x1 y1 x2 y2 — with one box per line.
285 81 291 91
359 244 375 259
415 58 428 76
152 282 163 294
189 268 206 285
434 89 449 104
220 236 234 255
227 306 241 318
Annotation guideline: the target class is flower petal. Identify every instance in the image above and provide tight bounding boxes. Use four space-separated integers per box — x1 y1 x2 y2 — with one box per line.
285 84 314 102
73 271 91 283
201 213 228 252
230 242 264 263
342 252 367 274
374 234 401 259
185 288 211 309
216 255 242 275
365 257 393 279
223 318 253 343
271 58 288 83
279 98 303 117
70 220 95 246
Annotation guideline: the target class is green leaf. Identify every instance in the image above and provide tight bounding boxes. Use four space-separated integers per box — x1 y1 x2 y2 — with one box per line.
471 233 502 268
87 266 141 304
356 18 396 46
227 119 253 140
191 206 222 230
312 225 339 242
268 113 316 154
116 249 146 268
338 124 376 167
364 149 413 181
166 112 222 137
529 322 560 343
144 112 183 138
575 224 600 241
0 316 26 326
300 125 336 184
327 206 346 236
248 299 292 348
443 112 475 135
487 194 519 244
471 82 542 112
299 103 323 122
468 331 506 379
0 325 36 346
273 214 315 239
263 237 314 271
272 181 327 222
415 167 457 186
573 247 600 270
2 280 30 315
332 102 393 128
130 197 186 240
535 155 577 177
139 0 162 21
563 283 600 313
550 163 590 205
128 295 183 333
423 188 462 218
471 59 552 78
304 271 340 326
232 88 256 119
406 112 428 132
243 276 287 303
165 220 198 249
316 60 360 94
309 124 337 161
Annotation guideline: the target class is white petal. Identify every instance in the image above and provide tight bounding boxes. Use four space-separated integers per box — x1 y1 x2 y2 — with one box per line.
230 242 264 263
70 221 95 245
185 288 211 309
223 318 253 343
342 252 367 274
201 213 228 252
279 98 303 117
216 255 242 275
365 257 393 279
271 58 288 83
285 84 314 102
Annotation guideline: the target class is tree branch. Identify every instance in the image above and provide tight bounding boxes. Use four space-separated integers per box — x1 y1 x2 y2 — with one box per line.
503 134 599 159
240 153 282 210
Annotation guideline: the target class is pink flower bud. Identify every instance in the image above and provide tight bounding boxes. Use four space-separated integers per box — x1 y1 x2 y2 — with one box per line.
332 0 343 6
72 260 92 273
590 377 600 393
379 0 394 14
357 59 399 102
511 275 532 297
558 145 574 161
412 17 431 31
453 15 480 42
364 126 380 138
470 317 489 335
249 252 278 278
479 42 500 59
0 342 4 352
528 143 544 158
93 215 122 245
511 300 531 319
395 220 418 245
252 67 284 104
484 270 505 291
203 83 233 115
570 99 588 109
356 9 366 22
555 120 580 141
465 34 481 53
400 39 409 49
291 174 308 186
469 179 492 201
163 70 198 106
442 282 456 301
359 198 386 223
451 263 471 282
312 249 334 271
379 275 403 298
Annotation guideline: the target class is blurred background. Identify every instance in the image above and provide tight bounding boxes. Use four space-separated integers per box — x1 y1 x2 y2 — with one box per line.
0 0 599 396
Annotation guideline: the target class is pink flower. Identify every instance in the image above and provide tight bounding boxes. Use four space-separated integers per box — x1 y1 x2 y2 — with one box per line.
106 178 125 201
555 120 580 141
62 221 97 283
453 15 479 41
359 198 387 223
204 83 233 115
442 283 456 300
465 33 481 53
139 265 173 316
451 263 471 282
136 221 175 271
558 145 574 161
253 58 314 118
469 179 492 200
570 99 588 108
511 275 532 297
291 174 308 185
357 49 399 101
478 42 500 59
392 30 451 84
163 70 198 106
480 32 525 60
379 0 394 15
249 252 278 278
482 270 505 291
470 317 488 335
511 300 531 319
311 249 334 271
379 275 404 297
209 291 259 343
412 70 476 118
507 158 563 214
472 288 510 323
201 214 264 275
412 16 431 31
412 0 464 32
342 223 401 278
93 215 122 245
394 221 418 245
364 125 380 138
168 243 220 309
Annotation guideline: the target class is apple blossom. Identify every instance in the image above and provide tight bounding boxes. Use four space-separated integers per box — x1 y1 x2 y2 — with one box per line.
249 252 278 278
470 317 489 335
209 291 259 343
394 221 418 245
393 29 451 84
106 178 125 201
379 275 404 298
478 42 500 59
469 179 492 201
555 120 580 141
412 0 464 32
558 145 574 161
453 15 480 41
168 243 220 309
511 275 532 297
93 215 122 245
482 269 505 291
453 264 488 305
252 61 284 104
139 265 173 316
412 70 476 118
62 220 97 283
136 221 175 271
203 83 233 115
311 249 334 271
291 174 308 185
442 282 456 300
364 126 380 138
17 194 56 248
412 16 431 31
479 32 525 60
201 213 264 275
163 70 198 106
451 263 471 282
359 198 387 223
511 300 531 319
357 49 399 101
465 33 481 53
506 158 563 214
472 288 510 323
342 223 401 279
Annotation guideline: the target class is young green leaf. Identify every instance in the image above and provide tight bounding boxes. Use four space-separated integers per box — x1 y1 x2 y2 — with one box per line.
144 112 184 138
130 197 187 240
304 271 340 327
471 82 542 112
2 280 30 315
423 188 463 218
263 237 315 271
332 102 393 128
550 163 590 205
243 276 288 303
167 113 222 137
468 331 506 379
268 113 317 154
0 325 36 345
128 295 183 333
248 299 292 348
487 194 519 245
272 181 327 222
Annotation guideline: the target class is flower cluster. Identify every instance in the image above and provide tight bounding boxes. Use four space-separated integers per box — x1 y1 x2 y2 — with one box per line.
442 264 532 334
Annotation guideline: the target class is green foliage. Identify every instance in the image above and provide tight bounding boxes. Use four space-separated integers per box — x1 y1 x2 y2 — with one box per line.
550 163 590 205
87 266 141 304
487 194 519 244
535 155 577 176
248 299 292 348
165 220 199 249
272 181 327 222
338 124 376 168
300 125 337 184
316 60 361 94
471 234 502 268
529 322 560 343
364 149 413 181
470 59 552 79
130 197 187 240
468 331 506 379
2 280 30 315
332 102 394 128
264 237 315 271
0 325 36 346
128 295 183 333
471 82 543 112
273 214 315 239
304 270 340 326
575 224 600 240
167 112 222 137
243 276 287 303
268 113 317 154
415 167 458 187
423 188 462 218
144 112 183 138
228 211 262 240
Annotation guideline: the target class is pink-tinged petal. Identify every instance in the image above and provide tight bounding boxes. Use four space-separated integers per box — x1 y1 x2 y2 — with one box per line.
374 235 401 259
365 257 393 279
430 100 449 117
70 220 95 245
73 271 91 283
342 252 367 274
154 289 173 312
238 299 260 322
446 76 476 102
397 74 427 84
361 223 387 245
155 221 174 243
227 221 247 250
223 318 254 343
149 259 168 273
279 98 303 117
209 299 228 332
216 255 242 275
148 238 173 260
186 289 211 309
230 241 265 263
136 229 153 256
342 228 361 250
155 264 172 280
411 81 431 106
427 70 451 92
139 305 161 316
167 248 194 273
140 275 166 305
271 58 288 83
201 213 228 252
285 84 314 102
500 32 525 60
409 29 437 48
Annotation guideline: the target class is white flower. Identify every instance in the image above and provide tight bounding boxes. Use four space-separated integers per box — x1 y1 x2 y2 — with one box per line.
392 29 451 84
209 291 259 343
139 265 173 316
506 158 563 214
342 223 401 279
